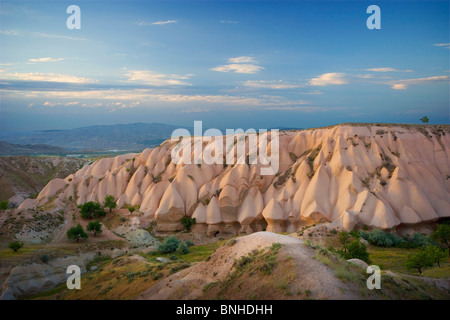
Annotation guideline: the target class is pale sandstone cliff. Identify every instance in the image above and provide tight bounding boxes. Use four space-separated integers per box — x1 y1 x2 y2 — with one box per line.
18 124 450 233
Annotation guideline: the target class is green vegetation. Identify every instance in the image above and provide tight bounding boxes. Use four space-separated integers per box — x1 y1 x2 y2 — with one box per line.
360 229 433 248
425 245 448 267
176 243 190 255
158 236 183 254
67 224 88 242
8 241 24 252
431 224 450 254
104 195 117 212
180 216 196 232
87 221 103 236
128 206 136 214
335 231 369 263
405 250 434 274
0 200 9 210
80 201 105 219
420 116 429 124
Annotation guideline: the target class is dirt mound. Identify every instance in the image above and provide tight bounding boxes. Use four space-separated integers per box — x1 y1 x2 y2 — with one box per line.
138 232 361 300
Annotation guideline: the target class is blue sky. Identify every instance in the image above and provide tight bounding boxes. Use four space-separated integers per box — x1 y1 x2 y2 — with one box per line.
0 0 449 132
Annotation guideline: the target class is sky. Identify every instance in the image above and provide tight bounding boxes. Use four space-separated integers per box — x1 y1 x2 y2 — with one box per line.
0 0 449 132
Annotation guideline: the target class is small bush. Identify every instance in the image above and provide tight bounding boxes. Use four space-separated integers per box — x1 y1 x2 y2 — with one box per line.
8 241 24 252
158 236 182 254
185 240 194 247
361 229 404 247
339 240 370 263
0 200 9 210
40 254 49 263
180 216 196 232
176 243 190 255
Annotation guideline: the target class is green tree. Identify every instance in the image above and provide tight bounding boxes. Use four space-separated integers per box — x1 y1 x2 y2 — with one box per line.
431 224 450 255
424 245 447 267
87 220 102 236
404 250 433 274
338 231 351 253
420 116 429 124
104 195 117 213
67 223 88 242
128 206 136 214
8 241 24 252
80 201 105 219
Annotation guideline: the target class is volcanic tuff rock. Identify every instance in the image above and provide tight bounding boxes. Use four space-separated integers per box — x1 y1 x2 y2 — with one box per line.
18 124 450 233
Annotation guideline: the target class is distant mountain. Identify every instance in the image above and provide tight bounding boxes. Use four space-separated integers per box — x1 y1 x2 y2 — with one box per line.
0 141 68 156
1 123 191 152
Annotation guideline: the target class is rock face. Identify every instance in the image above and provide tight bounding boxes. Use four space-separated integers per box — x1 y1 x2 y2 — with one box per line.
18 124 450 232
0 253 95 300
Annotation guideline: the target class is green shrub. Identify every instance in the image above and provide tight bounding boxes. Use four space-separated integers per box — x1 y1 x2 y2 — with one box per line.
176 243 190 255
67 223 88 242
339 240 370 263
361 229 404 247
80 201 105 219
0 200 9 210
40 254 49 263
185 240 194 247
8 241 24 252
158 236 182 254
180 216 196 232
408 232 434 248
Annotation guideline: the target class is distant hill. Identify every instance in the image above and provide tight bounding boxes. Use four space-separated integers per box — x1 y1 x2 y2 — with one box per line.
0 141 68 156
1 123 190 152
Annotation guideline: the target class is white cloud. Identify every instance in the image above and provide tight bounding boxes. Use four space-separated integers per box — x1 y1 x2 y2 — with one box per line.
124 70 192 86
0 30 21 36
391 84 407 90
180 107 211 113
365 67 413 72
243 80 303 89
29 57 64 63
1 72 98 83
152 20 177 25
309 73 348 86
4 88 308 108
220 20 238 24
33 32 86 41
211 56 263 74
303 90 323 95
43 101 57 107
137 20 177 26
389 75 449 90
211 64 263 74
228 56 255 64
434 43 450 48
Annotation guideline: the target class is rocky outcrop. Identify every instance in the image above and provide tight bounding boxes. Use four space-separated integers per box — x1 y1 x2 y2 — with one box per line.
18 124 450 232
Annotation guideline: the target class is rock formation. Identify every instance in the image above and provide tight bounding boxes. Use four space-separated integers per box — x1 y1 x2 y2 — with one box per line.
18 124 450 233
